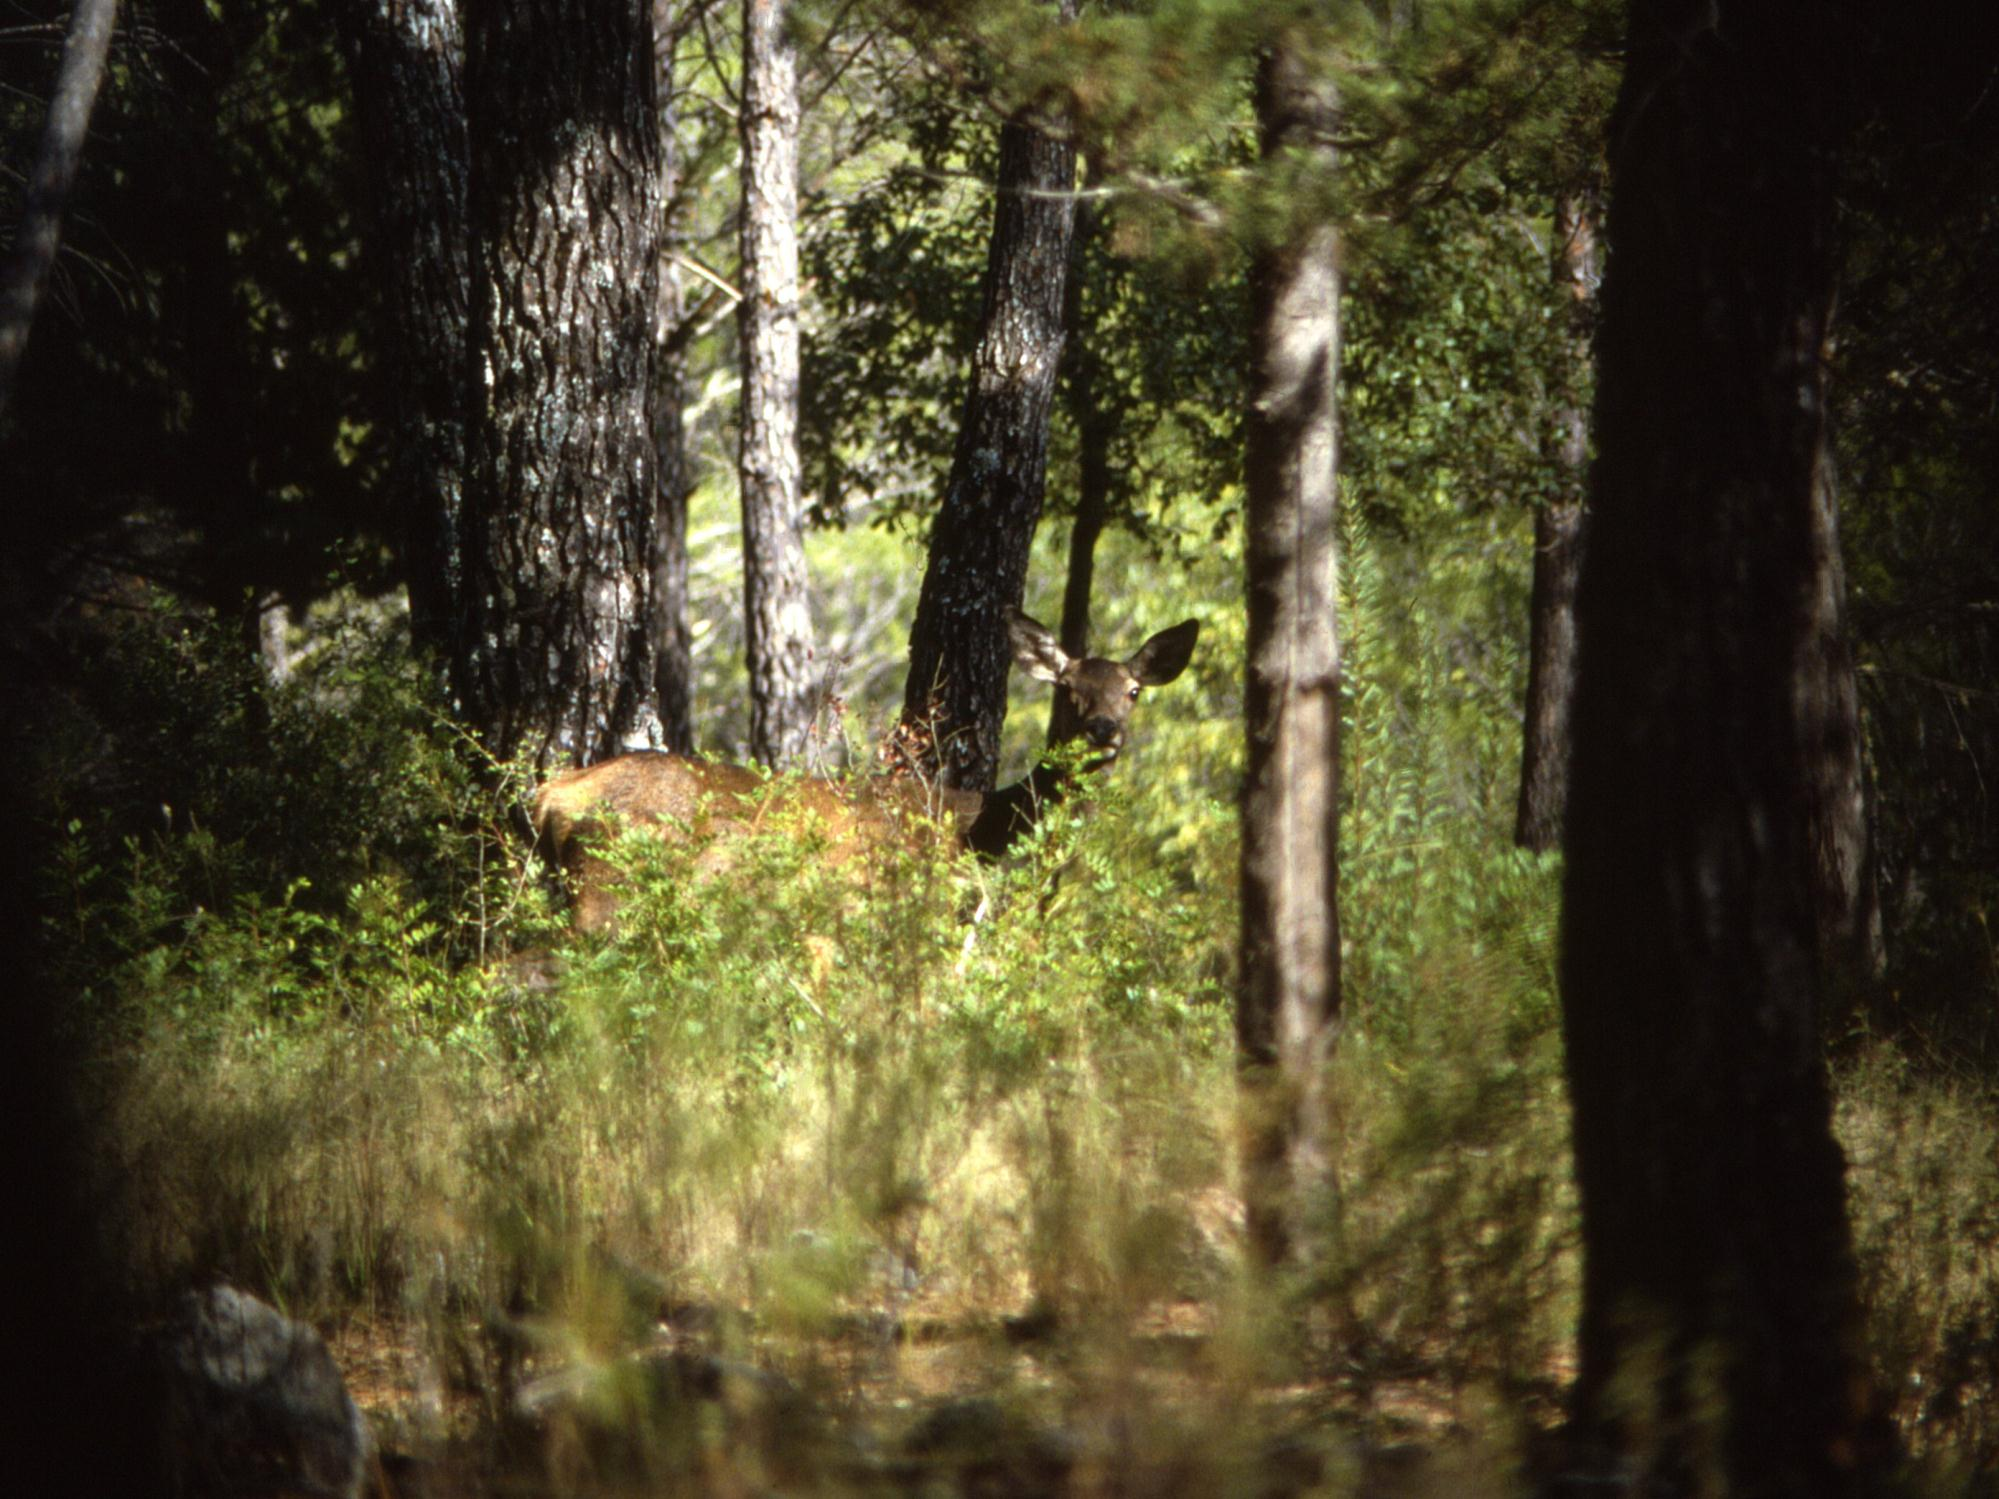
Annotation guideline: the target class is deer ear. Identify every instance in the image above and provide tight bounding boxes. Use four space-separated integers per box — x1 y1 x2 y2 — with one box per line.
1127 619 1200 686
1007 607 1069 683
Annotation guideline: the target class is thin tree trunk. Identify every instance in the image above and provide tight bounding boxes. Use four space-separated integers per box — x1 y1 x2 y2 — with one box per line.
1513 187 1596 852
738 0 816 767
652 0 694 753
171 0 260 629
895 45 1078 794
459 0 663 766
342 0 470 664
1050 199 1109 749
1802 449 1886 1006
1237 35 1342 1270
1560 0 1883 1489
0 0 118 419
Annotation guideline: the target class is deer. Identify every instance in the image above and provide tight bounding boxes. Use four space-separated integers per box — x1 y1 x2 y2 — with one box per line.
533 607 1201 933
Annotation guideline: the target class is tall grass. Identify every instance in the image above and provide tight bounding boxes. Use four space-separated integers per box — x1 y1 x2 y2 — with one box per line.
35 588 1999 1492
1839 1045 1999 1478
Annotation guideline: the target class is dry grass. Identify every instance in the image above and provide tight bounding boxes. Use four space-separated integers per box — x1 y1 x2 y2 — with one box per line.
1838 1043 1999 1479
68 813 1999 1494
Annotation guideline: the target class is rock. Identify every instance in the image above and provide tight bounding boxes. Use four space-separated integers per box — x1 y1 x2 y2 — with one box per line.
155 1284 373 1499
899 1397 1079 1498
509 1341 834 1491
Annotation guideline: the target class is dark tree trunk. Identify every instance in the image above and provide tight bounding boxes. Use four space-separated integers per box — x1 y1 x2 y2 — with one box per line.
738 0 816 766
1049 199 1109 749
1560 0 1883 1490
895 84 1077 793
652 0 693 753
459 0 664 766
1237 35 1342 1270
1802 451 1886 1005
170 0 262 631
342 0 471 664
0 0 118 419
1513 187 1596 853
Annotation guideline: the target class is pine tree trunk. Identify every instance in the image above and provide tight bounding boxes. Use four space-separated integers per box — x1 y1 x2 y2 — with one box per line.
896 86 1077 793
172 0 262 624
0 0 118 419
342 0 470 664
738 0 817 767
1050 200 1108 749
1513 188 1595 852
1237 35 1342 1270
1560 0 1883 1488
459 0 664 766
652 0 694 753
1802 451 1886 1006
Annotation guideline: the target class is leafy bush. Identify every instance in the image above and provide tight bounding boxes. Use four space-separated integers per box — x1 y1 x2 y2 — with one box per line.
33 603 551 1043
29 560 1994 1491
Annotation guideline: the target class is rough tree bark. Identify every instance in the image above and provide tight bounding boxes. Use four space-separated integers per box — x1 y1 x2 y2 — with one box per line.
459 0 664 766
652 0 693 753
737 0 817 766
1237 33 1342 1270
0 0 118 419
341 0 470 663
895 36 1078 794
1513 186 1596 852
1559 0 1884 1490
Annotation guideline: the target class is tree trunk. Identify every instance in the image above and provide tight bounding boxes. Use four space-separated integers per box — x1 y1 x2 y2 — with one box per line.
1802 449 1886 1008
737 0 817 767
1513 187 1596 853
0 0 118 420
170 0 262 628
459 0 664 766
895 71 1077 794
341 0 471 664
1237 35 1342 1270
652 0 693 753
1560 0 1883 1489
1049 199 1109 749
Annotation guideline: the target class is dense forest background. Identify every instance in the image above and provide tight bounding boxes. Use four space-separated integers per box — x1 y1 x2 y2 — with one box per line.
3 0 1997 1494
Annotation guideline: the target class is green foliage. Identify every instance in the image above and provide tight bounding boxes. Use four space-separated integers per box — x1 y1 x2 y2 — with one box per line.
1340 513 1548 1039
799 62 1247 556
0 0 383 612
1337 0 1619 220
1342 193 1579 537
34 553 1991 1489
33 601 549 1048
800 80 995 526
563 762 1230 1085
12 0 1996 1483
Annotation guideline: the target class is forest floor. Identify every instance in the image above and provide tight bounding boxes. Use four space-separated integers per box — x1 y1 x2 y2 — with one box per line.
326 1278 1577 1499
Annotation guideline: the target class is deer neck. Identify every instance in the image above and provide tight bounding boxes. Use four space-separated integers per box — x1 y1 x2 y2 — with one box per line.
963 755 1099 859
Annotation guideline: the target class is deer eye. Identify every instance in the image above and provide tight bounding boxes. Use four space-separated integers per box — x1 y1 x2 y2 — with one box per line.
1127 684 1142 701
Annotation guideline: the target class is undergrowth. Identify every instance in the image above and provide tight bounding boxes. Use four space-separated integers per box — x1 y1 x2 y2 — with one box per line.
26 601 1999 1494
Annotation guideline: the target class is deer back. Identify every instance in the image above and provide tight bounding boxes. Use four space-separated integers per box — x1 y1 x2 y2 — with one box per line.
534 609 1199 933
534 753 981 933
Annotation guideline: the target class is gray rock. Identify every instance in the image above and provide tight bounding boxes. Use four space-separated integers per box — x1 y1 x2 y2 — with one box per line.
155 1284 373 1499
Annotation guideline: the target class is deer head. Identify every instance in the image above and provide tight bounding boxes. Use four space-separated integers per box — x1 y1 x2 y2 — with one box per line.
1006 607 1200 764
963 609 1200 855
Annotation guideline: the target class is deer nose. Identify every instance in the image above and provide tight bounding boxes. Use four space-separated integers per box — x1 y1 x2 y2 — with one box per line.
1083 717 1122 748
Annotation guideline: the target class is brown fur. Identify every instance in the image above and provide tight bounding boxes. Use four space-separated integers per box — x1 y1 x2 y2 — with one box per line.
534 609 1199 933
533 755 981 933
